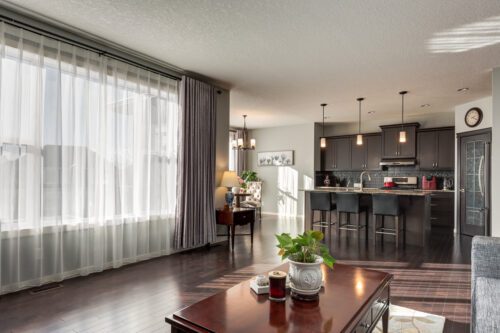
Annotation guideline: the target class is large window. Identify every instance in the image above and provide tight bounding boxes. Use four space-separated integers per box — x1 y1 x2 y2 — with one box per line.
229 130 238 172
0 22 179 293
0 23 179 231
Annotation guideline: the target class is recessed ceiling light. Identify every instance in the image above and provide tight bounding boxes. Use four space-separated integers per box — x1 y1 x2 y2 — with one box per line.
457 87 469 92
420 104 431 108
367 111 376 115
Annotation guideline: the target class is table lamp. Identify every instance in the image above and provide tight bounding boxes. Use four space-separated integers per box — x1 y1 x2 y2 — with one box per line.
221 171 240 209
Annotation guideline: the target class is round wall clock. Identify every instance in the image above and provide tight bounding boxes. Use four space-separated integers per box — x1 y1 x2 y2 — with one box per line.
465 107 483 128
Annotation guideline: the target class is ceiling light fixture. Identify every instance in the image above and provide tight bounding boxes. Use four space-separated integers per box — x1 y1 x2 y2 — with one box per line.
356 97 364 146
232 115 256 150
368 111 376 115
457 87 469 92
399 91 408 144
420 104 431 108
320 103 327 148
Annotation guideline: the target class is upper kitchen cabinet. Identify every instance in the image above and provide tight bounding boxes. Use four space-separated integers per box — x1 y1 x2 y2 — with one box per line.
380 123 419 159
418 130 436 169
322 137 351 171
351 137 365 170
417 127 455 170
351 134 382 170
366 134 382 169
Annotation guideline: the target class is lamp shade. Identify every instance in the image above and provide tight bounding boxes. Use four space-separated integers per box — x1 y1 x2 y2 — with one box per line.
220 171 240 188
399 130 407 143
250 138 256 149
356 134 363 146
320 137 326 148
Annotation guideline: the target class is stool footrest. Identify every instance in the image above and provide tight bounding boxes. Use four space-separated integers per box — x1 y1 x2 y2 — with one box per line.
375 227 397 236
312 221 333 227
339 223 365 231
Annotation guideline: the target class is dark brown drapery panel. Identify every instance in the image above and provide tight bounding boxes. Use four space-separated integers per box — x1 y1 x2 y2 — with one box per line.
174 76 216 249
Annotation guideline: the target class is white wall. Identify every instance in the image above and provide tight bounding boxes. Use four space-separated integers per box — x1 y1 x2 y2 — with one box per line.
454 96 494 235
455 97 492 134
492 69 500 236
248 124 315 217
215 89 230 209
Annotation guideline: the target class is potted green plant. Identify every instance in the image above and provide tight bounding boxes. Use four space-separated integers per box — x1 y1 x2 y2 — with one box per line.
276 230 335 300
239 170 258 190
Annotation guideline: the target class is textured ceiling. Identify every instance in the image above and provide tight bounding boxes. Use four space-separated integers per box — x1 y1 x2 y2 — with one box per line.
4 0 500 128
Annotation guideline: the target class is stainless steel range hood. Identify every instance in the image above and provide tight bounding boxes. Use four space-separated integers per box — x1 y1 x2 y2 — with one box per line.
379 158 416 166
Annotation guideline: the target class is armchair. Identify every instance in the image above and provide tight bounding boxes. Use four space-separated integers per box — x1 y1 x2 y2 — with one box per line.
241 181 262 220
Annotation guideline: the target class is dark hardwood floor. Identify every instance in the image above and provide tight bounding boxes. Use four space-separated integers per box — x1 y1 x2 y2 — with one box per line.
0 215 471 333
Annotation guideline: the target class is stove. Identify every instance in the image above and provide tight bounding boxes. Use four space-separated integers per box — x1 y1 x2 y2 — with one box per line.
380 176 418 190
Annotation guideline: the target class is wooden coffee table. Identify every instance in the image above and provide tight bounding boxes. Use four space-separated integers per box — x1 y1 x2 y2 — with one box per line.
166 263 392 333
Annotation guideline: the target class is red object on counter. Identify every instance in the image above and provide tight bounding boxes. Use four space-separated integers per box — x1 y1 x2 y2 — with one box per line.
384 181 396 188
422 176 437 190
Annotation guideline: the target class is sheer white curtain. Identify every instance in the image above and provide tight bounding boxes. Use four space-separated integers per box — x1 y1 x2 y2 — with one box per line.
0 22 179 294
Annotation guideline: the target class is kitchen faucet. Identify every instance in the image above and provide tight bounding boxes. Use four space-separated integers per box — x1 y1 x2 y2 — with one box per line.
359 171 371 191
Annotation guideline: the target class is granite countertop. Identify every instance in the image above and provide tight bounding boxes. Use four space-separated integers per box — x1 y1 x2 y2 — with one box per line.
301 187 454 196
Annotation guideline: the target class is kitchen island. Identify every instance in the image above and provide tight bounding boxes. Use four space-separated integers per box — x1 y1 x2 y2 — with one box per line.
303 187 432 247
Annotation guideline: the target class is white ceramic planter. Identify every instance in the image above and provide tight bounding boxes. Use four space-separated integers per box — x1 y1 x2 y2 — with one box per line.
288 255 323 295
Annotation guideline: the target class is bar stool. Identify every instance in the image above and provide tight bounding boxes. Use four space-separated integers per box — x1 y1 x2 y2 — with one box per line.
372 194 406 248
335 192 369 238
310 192 336 234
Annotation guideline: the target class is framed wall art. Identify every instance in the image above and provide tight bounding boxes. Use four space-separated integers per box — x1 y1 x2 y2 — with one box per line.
257 150 294 166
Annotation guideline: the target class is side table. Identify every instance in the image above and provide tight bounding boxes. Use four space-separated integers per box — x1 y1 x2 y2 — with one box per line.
216 207 255 249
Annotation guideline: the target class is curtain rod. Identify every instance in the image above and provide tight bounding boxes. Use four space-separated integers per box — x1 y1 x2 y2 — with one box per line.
0 9 182 81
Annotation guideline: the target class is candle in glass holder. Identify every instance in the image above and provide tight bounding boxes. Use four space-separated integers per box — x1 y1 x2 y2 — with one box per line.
268 271 287 302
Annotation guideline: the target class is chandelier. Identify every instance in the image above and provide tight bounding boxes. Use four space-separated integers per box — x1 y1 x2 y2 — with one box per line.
232 115 256 150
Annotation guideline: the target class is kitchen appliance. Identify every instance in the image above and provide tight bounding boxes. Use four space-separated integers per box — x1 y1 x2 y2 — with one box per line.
422 176 437 190
443 177 454 190
383 177 396 188
381 176 418 190
379 158 416 166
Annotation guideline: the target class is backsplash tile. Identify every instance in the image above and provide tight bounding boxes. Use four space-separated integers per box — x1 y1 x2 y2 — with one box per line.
316 168 454 189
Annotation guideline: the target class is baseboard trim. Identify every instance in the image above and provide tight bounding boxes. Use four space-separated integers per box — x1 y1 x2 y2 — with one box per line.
262 212 304 218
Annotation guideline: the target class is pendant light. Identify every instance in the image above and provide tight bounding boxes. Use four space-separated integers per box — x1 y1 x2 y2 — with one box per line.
356 97 364 145
399 91 408 143
232 115 256 150
320 103 327 148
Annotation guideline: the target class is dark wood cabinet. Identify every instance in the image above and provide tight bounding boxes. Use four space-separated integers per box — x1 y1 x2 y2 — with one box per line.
366 134 382 170
322 138 335 171
382 127 400 159
335 138 351 170
417 131 436 169
437 129 455 169
430 192 454 228
417 128 454 170
350 134 382 170
319 124 455 173
399 125 417 158
351 138 365 170
322 137 351 170
381 123 419 159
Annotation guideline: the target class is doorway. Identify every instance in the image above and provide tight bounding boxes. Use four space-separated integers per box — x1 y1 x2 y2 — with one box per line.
458 129 491 237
